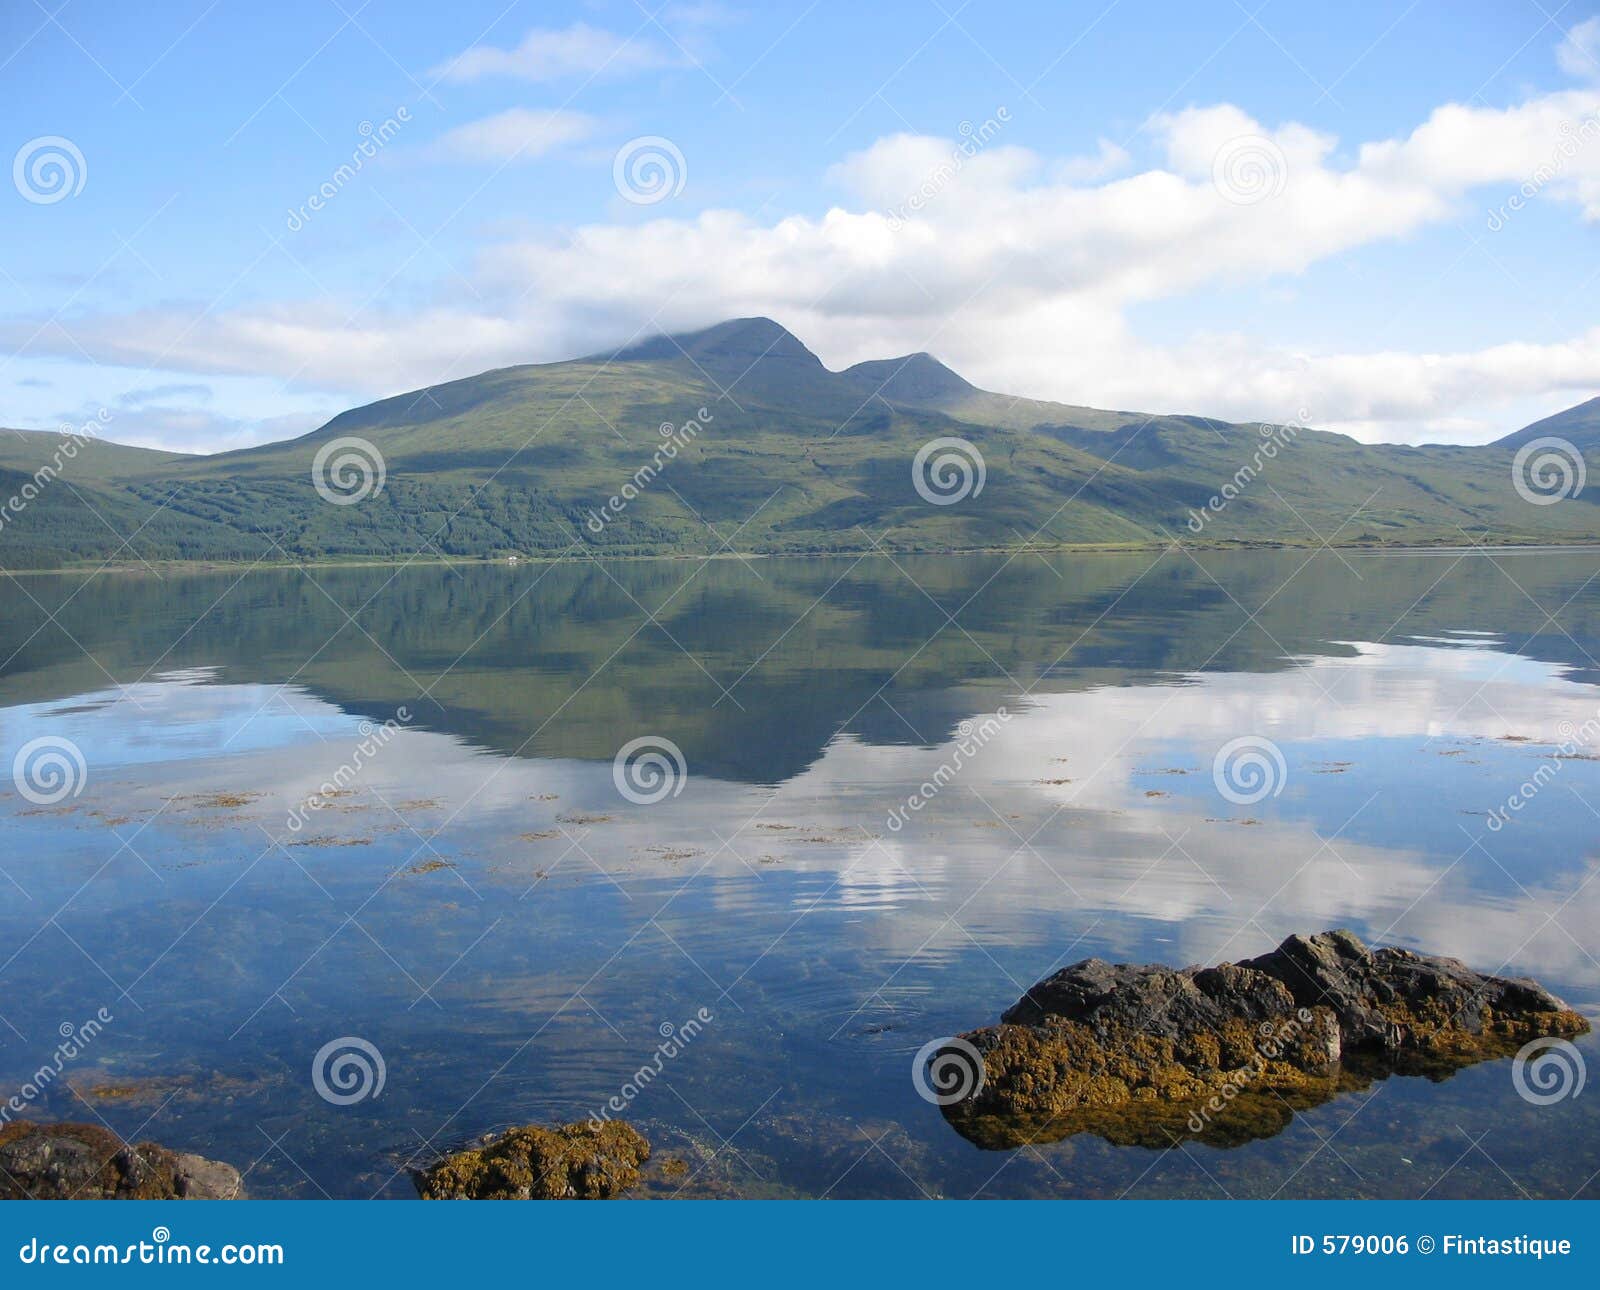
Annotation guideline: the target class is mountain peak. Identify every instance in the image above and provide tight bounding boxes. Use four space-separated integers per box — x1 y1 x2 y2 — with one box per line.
843 351 975 405
609 317 822 369
1496 394 1600 450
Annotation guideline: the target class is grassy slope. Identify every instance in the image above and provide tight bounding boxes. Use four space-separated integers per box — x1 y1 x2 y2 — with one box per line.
0 427 191 481
1496 396 1600 451
2 319 1598 567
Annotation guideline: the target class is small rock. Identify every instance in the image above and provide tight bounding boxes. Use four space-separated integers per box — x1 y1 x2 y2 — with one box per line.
414 1120 650 1199
171 1152 246 1199
0 1122 243 1199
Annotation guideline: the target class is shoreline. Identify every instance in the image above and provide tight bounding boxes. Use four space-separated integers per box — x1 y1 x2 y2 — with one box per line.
3 535 1600 579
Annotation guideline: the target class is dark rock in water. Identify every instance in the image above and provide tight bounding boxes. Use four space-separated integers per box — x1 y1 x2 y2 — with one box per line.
950 960 1343 1150
0 1122 243 1199
415 1121 650 1199
1237 929 1579 1074
942 930 1588 1151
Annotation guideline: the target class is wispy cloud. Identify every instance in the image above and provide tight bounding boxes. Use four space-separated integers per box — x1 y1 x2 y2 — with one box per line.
426 108 596 163
1559 17 1600 81
51 399 325 454
430 22 674 83
657 2 739 29
118 382 213 407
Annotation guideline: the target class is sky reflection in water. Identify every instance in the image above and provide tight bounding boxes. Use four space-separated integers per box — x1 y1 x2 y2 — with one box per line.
1 549 1598 1198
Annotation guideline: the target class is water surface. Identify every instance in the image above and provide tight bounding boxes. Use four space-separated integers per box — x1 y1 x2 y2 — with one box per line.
2 549 1598 1198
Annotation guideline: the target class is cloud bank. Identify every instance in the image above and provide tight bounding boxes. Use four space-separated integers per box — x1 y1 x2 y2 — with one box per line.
13 78 1600 446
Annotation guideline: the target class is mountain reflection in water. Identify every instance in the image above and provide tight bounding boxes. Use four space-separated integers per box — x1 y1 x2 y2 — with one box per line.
1 548 1597 1198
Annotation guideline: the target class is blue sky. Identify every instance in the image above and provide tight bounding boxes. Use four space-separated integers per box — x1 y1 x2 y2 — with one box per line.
3 0 1599 450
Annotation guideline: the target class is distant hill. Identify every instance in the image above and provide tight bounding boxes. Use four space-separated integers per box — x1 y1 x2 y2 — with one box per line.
1 319 1597 568
0 427 192 480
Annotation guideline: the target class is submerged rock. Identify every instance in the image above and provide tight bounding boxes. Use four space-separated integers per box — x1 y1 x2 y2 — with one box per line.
0 1122 243 1199
415 1121 650 1199
942 930 1589 1151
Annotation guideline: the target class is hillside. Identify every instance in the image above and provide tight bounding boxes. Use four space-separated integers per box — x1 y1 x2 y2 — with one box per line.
1 318 1597 568
1495 396 1600 452
0 426 192 480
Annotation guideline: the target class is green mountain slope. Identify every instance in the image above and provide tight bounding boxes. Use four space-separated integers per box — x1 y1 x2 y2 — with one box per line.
842 351 1134 433
1495 396 1600 452
0 427 191 481
1 319 1597 568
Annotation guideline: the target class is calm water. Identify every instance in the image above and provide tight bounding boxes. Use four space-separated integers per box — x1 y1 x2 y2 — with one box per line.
2 548 1598 1198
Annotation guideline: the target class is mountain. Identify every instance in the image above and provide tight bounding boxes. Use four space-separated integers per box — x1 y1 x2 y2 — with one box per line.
1495 396 1600 452
0 427 191 480
1 319 1597 568
842 351 1133 434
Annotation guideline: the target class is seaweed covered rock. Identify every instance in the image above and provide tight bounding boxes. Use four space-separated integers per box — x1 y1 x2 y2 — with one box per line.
1238 930 1583 1073
1002 957 1343 1056
949 960 1342 1150
943 931 1589 1150
0 1122 243 1199
415 1121 650 1199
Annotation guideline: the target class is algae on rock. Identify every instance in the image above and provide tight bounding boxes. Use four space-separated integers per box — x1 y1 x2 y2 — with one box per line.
415 1121 650 1199
941 930 1589 1150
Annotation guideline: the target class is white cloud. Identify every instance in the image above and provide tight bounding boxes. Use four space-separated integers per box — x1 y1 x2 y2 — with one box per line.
10 364 340 453
1053 137 1132 183
824 131 1036 208
425 108 595 163
1558 17 1600 80
14 78 1600 445
61 400 325 454
431 22 674 83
